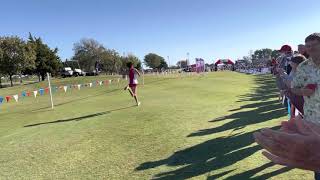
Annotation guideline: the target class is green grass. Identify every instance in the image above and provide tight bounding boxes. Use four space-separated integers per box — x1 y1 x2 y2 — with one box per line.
0 72 312 179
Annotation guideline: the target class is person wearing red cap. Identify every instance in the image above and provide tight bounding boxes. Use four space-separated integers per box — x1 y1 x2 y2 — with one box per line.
278 44 293 74
275 44 293 104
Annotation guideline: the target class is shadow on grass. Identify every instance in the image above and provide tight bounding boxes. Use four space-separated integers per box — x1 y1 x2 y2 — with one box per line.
224 162 292 180
136 128 287 180
24 105 135 127
136 74 289 179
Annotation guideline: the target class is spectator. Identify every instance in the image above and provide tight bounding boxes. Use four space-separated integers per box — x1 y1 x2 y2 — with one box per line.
275 45 293 103
278 45 294 74
298 44 310 59
291 33 320 123
255 33 320 180
279 55 306 117
280 55 306 88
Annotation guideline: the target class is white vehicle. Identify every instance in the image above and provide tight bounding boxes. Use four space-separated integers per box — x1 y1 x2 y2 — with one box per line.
61 67 74 78
73 69 85 76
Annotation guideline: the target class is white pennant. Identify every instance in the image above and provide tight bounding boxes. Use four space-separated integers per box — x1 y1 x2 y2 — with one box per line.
77 84 81 90
89 83 93 88
109 80 112 84
117 78 120 83
295 108 300 116
99 81 103 86
13 95 19 102
33 91 38 98
63 86 68 93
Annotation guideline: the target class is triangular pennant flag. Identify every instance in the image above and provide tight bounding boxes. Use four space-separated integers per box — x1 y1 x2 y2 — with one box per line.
45 88 49 94
50 87 56 93
104 80 109 86
39 89 45 96
0 96 4 104
26 92 31 97
99 81 103 86
109 80 112 84
89 83 93 88
77 84 81 90
63 86 68 93
22 91 27 97
117 78 120 83
13 95 19 102
33 90 38 98
6 96 11 102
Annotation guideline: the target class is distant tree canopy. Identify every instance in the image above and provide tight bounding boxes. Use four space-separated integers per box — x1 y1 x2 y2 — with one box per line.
0 36 36 86
28 33 62 81
144 53 168 70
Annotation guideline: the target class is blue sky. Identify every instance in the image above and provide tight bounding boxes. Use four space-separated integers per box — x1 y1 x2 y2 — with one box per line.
1 0 320 65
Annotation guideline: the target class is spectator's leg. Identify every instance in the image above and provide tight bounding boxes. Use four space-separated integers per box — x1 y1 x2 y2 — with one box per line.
314 172 320 180
290 103 295 119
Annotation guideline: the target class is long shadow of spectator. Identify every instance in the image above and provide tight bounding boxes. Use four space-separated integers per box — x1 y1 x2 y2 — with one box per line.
136 74 288 179
136 128 285 180
222 162 292 180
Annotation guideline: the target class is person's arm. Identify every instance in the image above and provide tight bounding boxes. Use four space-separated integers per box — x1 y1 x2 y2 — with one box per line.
290 88 314 96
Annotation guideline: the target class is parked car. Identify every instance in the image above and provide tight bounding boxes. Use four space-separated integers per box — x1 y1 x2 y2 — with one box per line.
61 67 73 78
73 69 86 76
86 70 99 76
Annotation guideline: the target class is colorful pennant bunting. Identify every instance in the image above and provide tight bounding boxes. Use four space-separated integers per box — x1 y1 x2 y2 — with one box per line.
13 95 19 102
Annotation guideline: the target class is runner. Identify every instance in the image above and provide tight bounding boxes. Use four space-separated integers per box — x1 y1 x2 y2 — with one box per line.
124 62 141 106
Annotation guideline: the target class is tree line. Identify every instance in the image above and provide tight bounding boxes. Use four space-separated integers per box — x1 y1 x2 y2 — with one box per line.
0 34 168 87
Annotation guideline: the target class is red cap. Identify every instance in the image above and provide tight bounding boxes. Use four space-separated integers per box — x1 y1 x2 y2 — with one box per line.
279 45 292 52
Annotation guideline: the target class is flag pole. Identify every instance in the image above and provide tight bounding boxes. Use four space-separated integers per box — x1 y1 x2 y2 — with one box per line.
47 72 54 109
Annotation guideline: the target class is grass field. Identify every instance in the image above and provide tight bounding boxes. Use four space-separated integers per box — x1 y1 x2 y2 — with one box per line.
0 72 313 179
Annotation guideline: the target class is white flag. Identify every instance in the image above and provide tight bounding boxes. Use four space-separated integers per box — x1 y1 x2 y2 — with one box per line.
77 84 81 90
99 81 103 86
109 80 112 84
89 83 93 88
13 95 19 102
117 78 120 83
63 86 68 93
33 91 38 98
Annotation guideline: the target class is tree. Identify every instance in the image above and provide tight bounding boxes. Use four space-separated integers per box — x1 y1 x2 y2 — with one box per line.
115 54 142 75
176 60 188 68
72 38 106 71
251 48 272 60
126 54 141 70
242 56 251 62
100 49 122 75
158 59 168 70
0 48 3 88
144 53 163 69
0 36 35 87
28 33 62 81
271 50 280 59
